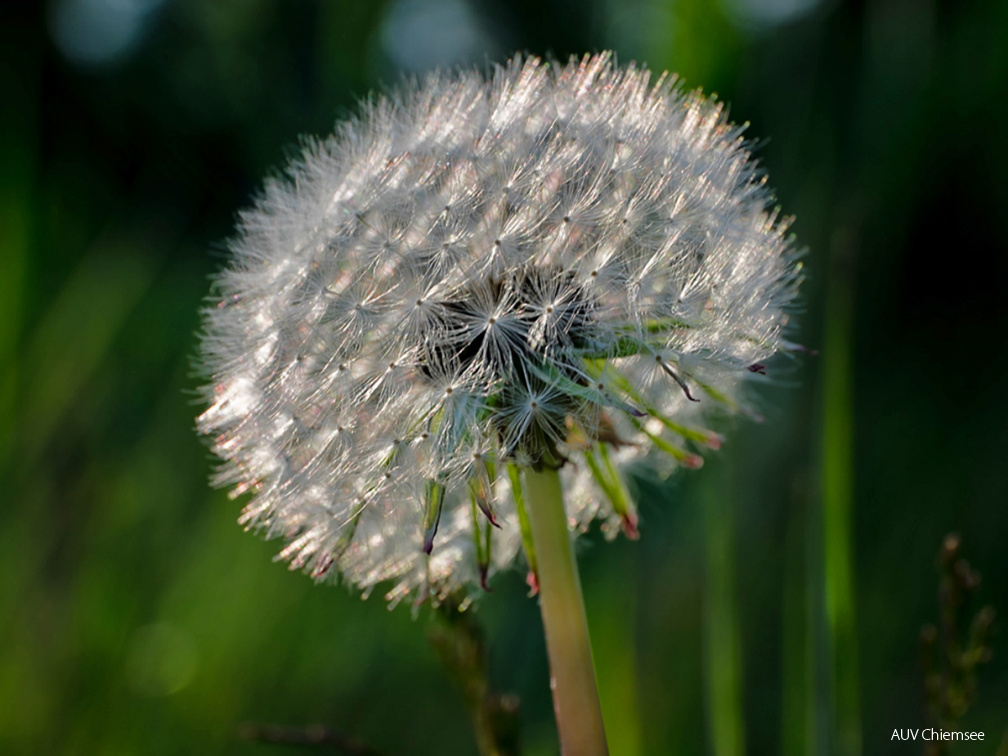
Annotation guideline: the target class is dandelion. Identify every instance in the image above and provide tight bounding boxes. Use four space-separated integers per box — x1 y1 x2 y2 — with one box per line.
197 51 800 754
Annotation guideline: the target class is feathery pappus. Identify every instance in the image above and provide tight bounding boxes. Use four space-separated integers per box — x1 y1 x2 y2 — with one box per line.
197 52 802 606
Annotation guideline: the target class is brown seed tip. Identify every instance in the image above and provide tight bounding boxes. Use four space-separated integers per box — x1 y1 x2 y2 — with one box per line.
621 511 640 540
525 570 539 597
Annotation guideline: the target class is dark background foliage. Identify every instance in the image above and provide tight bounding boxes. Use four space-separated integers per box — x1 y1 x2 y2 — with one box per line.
2 1 1006 754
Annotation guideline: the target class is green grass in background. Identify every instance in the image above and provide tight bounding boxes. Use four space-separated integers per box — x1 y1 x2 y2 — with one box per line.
2 1 1007 754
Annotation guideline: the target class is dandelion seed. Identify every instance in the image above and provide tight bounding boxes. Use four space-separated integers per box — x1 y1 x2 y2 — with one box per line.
197 52 801 606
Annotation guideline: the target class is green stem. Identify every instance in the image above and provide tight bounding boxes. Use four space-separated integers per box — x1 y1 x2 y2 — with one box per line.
701 460 745 756
822 240 861 756
522 467 608 756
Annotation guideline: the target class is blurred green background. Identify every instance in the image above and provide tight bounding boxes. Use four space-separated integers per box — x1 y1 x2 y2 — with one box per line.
2 1 1007 754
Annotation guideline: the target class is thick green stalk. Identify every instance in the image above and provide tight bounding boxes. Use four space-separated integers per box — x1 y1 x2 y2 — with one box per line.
522 467 609 756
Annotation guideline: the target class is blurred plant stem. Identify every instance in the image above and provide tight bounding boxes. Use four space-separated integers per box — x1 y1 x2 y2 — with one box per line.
429 602 521 756
702 458 745 756
822 224 861 756
589 562 643 756
781 478 816 756
524 466 609 756
919 534 996 756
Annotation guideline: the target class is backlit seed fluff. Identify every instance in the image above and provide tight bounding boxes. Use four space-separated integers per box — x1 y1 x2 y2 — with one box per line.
197 52 802 606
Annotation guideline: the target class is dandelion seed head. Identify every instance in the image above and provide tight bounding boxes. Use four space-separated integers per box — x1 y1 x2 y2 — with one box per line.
197 52 802 606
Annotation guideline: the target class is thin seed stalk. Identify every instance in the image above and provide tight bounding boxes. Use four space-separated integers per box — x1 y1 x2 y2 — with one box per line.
522 466 608 756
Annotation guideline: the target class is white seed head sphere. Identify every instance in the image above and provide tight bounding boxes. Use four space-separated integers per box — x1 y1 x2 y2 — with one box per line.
197 53 801 606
